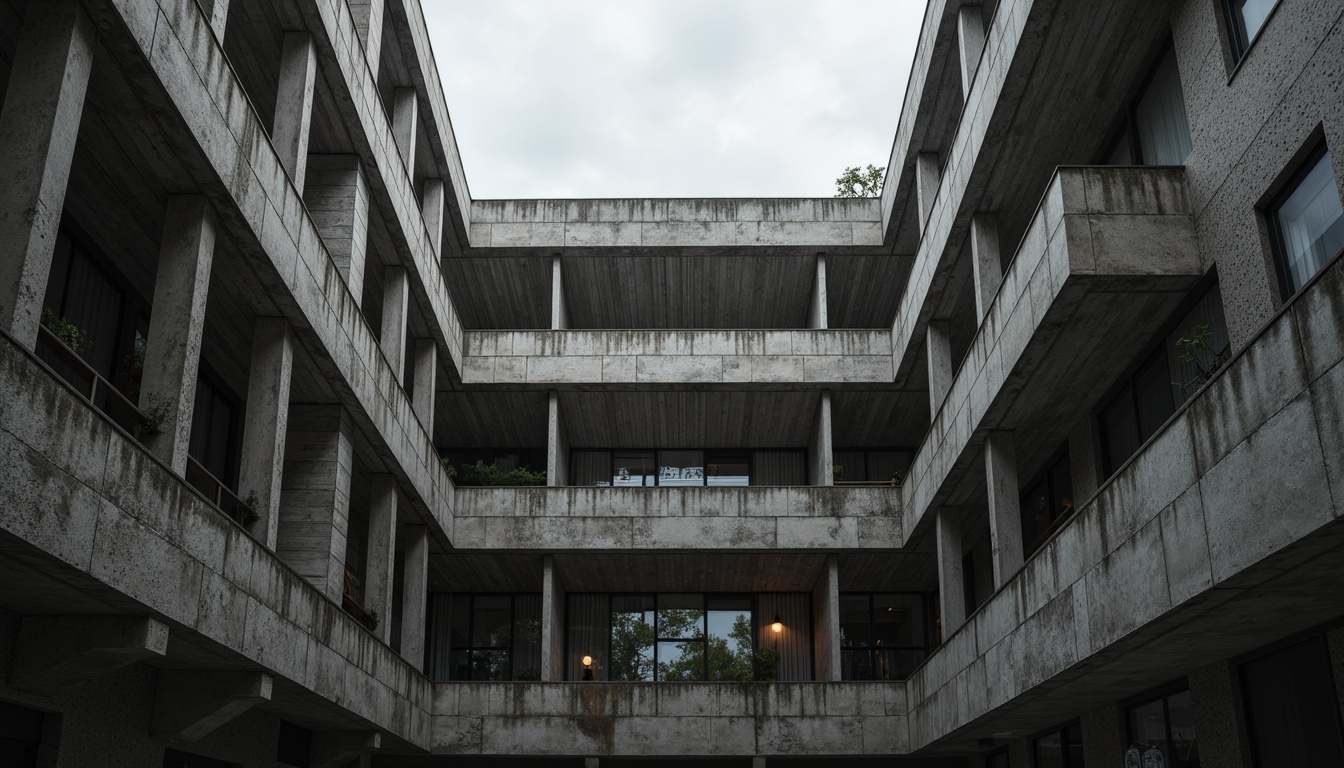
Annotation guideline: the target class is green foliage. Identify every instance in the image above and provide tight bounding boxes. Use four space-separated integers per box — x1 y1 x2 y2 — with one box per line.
445 459 546 487
835 164 885 198
40 307 89 353
1172 324 1230 396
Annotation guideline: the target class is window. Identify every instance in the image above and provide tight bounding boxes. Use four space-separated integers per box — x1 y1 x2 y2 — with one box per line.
1224 0 1278 61
1035 723 1085 768
832 449 914 483
1269 146 1344 299
1240 634 1344 767
1104 46 1192 166
839 593 931 681
443 594 542 681
569 449 809 487
1127 687 1200 767
188 371 240 489
1020 451 1074 557
0 701 44 768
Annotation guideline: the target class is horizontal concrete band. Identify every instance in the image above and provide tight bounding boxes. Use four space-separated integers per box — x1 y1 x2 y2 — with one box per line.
0 331 432 744
432 681 909 756
462 330 896 385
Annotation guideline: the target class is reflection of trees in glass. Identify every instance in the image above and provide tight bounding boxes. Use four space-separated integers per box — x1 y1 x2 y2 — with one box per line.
610 611 655 681
658 614 758 682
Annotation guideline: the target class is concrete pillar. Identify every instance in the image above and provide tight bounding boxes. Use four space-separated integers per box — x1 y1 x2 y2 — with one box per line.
364 475 398 644
392 87 418 179
349 0 385 79
1188 661 1254 768
541 554 566 681
381 266 409 383
926 320 953 417
7 616 169 692
935 506 966 639
1080 702 1126 767
0 0 94 348
551 255 568 330
812 554 841 681
808 253 828 329
150 671 272 742
400 524 429 671
198 0 230 41
411 338 437 431
273 32 317 193
423 179 446 258
809 391 834 487
915 152 941 234
970 214 1002 322
277 405 354 603
957 5 987 99
304 155 369 305
984 431 1024 586
139 196 217 474
237 317 295 548
547 391 569 486
1068 417 1101 507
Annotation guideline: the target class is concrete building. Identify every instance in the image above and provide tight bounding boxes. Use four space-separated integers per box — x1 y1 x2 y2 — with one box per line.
0 0 1342 764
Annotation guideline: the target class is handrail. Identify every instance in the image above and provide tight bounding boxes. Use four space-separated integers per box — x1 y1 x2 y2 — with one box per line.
184 455 257 530
35 324 145 438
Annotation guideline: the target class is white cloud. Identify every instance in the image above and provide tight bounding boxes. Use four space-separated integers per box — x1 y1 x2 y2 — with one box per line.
422 0 924 198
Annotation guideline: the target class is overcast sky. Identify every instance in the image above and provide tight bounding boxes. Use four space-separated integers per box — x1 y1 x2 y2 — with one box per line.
421 1 924 199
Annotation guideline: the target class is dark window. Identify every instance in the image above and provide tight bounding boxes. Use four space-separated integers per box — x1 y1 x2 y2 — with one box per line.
832 449 914 484
1241 635 1344 768
1104 46 1192 166
961 550 978 619
189 372 240 489
1020 451 1075 557
276 721 311 767
840 593 930 681
569 448 811 487
1224 0 1279 60
444 594 542 681
1035 723 1085 768
42 228 127 382
0 701 44 768
1269 146 1344 299
986 750 1010 768
1127 688 1200 767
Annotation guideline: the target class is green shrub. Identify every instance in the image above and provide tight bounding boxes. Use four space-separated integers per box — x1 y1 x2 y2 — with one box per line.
40 307 89 353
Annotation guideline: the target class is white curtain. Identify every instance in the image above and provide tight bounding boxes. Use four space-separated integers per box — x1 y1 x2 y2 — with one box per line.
1278 152 1344 292
425 593 454 681
1135 48 1192 165
566 594 609 680
756 593 813 681
570 450 611 486
752 451 806 486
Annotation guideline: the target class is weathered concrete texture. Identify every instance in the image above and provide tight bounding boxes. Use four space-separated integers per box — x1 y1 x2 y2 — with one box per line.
273 31 317 194
431 682 908 757
238 317 295 549
813 555 842 683
304 154 371 306
7 615 169 693
448 487 901 550
278 405 355 603
461 329 895 386
400 524 429 671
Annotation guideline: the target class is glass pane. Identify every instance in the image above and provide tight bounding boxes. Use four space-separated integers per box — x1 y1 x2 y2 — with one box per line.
841 648 874 681
1276 150 1344 295
470 649 510 681
839 595 871 648
1035 730 1065 768
572 450 613 486
706 453 750 487
752 451 806 486
1100 385 1141 475
866 451 910 484
1134 350 1175 441
61 245 124 379
1051 454 1076 523
1166 689 1200 768
610 595 655 681
512 594 542 680
612 451 654 487
448 649 470 681
1128 698 1167 754
872 648 924 681
706 598 754 681
656 594 704 639
1167 283 1231 405
656 640 704 681
1241 636 1344 768
833 450 866 482
987 752 1011 768
568 594 610 681
1106 129 1134 165
1233 0 1278 52
873 594 926 649
471 596 511 648
449 596 470 648
657 451 705 486
1021 475 1052 553
1065 723 1085 768
1135 48 1192 165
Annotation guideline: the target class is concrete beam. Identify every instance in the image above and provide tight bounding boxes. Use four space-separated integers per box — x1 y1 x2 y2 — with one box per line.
915 153 941 235
392 87 418 180
957 5 987 99
381 266 409 384
808 253 828 330
238 317 295 548
400 524 429 671
139 196 217 475
812 554 841 681
273 31 317 194
969 213 1001 323
198 0 230 41
311 730 381 768
546 391 569 487
935 506 966 638
348 0 385 79
984 431 1023 587
278 405 355 602
423 179 446 258
7 616 169 692
551 255 568 330
150 670 273 742
411 338 436 431
926 320 953 417
541 554 566 681
0 0 94 348
304 155 370 306
365 474 398 644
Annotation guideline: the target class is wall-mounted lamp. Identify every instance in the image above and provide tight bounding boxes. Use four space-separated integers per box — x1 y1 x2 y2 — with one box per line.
582 655 594 681
771 615 783 634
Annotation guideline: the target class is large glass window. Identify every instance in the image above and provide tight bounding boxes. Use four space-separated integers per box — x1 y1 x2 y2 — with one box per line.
839 593 930 681
1240 635 1344 768
1127 688 1200 768
1270 146 1344 299
1020 451 1075 556
188 372 238 488
441 594 542 681
1035 723 1085 768
832 449 914 484
1224 0 1279 60
1104 46 1192 166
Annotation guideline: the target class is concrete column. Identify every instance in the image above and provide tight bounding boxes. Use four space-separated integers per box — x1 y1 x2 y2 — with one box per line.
970 214 1002 322
151 671 272 742
915 152 941 235
364 475 398 644
273 32 317 193
349 0 385 79
411 338 437 431
1188 661 1253 768
1080 702 1126 767
551 255 568 330
809 391 834 486
935 506 966 639
381 266 409 383
957 5 987 99
7 616 169 692
392 87 418 179
400 524 429 671
812 554 841 681
1068 417 1101 506
808 253 828 329
0 0 94 348
926 320 953 417
984 431 1024 586
237 317 295 548
423 179 446 258
541 554 566 681
197 0 230 41
277 405 354 603
139 196 217 474
305 155 369 305
547 391 569 486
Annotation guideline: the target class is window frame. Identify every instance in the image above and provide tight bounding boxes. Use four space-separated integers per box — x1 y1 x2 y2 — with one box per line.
588 592 761 682
1221 0 1282 64
1266 141 1344 302
1236 628 1344 767
838 591 933 681
1018 447 1075 558
1032 721 1086 768
446 593 544 682
1099 41 1190 167
1123 681 1199 767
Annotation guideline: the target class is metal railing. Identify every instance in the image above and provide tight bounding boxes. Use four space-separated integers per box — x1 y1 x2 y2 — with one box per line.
184 456 257 530
35 324 145 437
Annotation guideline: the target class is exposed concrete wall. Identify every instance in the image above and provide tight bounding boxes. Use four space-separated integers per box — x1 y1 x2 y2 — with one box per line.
810 392 834 488
546 391 569 487
238 317 296 549
278 405 355 603
304 155 371 307
812 555 841 682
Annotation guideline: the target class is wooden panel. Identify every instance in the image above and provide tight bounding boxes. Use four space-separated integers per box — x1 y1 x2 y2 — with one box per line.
435 390 549 448
827 253 913 329
442 257 551 330
831 390 929 448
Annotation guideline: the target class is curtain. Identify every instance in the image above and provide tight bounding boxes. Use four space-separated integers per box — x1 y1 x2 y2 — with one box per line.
756 593 813 681
832 450 865 482
566 594 609 681
1135 48 1192 166
61 244 125 380
752 451 806 486
513 594 543 680
1278 152 1344 292
571 450 611 486
865 451 910 484
425 594 454 681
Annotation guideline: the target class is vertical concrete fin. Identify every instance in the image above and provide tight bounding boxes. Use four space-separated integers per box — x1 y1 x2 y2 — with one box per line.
970 213 1002 322
304 155 369 306
547 391 569 486
273 32 317 193
400 524 429 671
381 266 409 383
412 338 437 430
7 616 169 692
551 255 568 330
915 152 941 235
238 317 295 549
810 391 834 487
349 0 385 80
278 405 355 602
542 554 567 680
150 671 273 742
423 178 446 258
935 506 967 638
985 431 1024 586
926 320 953 417
808 253 828 330
200 0 230 41
958 5 987 99
365 474 398 644
392 87 419 180
812 554 841 681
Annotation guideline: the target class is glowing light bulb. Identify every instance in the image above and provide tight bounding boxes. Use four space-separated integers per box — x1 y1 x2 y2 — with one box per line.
582 655 593 667
770 614 783 634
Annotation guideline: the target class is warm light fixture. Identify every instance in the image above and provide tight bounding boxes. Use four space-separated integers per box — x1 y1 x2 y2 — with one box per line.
770 615 783 634
581 654 594 681
582 655 593 667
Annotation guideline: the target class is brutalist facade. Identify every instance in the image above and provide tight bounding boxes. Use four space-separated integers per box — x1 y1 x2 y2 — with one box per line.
1 0 1342 765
